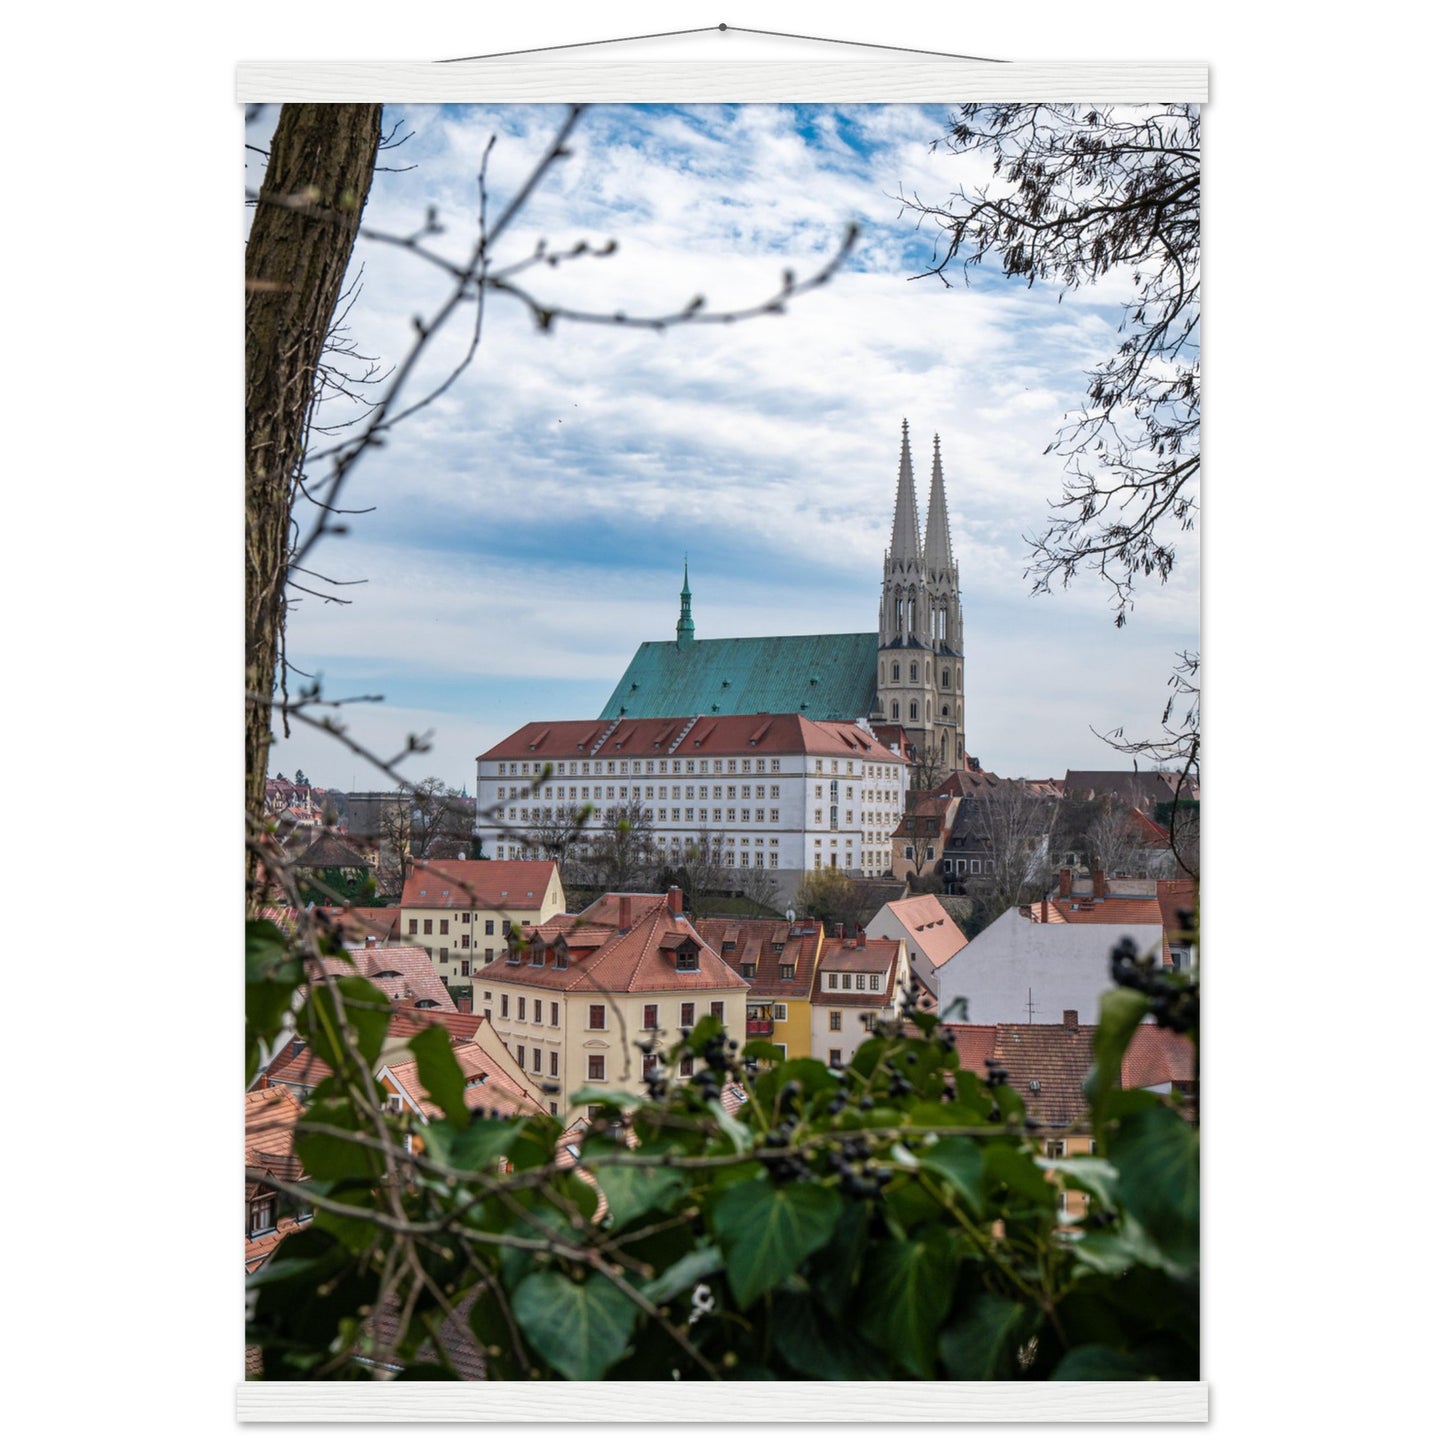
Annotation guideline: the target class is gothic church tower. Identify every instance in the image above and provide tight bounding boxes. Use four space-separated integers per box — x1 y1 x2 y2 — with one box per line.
877 420 965 772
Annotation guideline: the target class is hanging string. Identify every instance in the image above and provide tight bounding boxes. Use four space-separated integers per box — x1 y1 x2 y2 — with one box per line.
438 23 1006 65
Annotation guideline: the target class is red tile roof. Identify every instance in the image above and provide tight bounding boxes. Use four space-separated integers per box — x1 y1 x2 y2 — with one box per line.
477 892 747 995
693 916 825 1000
1034 896 1167 928
401 859 559 912
479 714 907 764
314 905 401 944
383 1040 543 1121
943 1022 1197 1128
311 943 456 1011
245 1084 303 1168
812 936 903 1006
875 895 969 973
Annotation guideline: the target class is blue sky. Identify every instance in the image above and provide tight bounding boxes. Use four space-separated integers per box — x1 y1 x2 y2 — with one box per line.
249 102 1199 793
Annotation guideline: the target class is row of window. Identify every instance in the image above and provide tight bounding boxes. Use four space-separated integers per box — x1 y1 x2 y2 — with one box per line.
409 917 499 936
884 660 953 688
496 756 786 779
493 999 725 1030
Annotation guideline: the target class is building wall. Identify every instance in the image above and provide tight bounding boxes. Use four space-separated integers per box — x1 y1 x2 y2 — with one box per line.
479 743 906 887
478 975 748 1119
399 875 567 988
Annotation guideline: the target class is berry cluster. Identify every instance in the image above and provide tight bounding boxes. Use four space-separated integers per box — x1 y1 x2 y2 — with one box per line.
1110 936 1199 1035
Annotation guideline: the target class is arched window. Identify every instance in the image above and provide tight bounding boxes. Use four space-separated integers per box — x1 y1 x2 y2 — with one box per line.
942 669 950 689
909 662 918 683
909 701 918 721
891 701 899 720
941 704 950 718
895 597 904 634
891 662 900 682
907 596 916 633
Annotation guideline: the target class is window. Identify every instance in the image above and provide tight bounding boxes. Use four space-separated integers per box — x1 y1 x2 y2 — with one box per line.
533 1048 542 1073
1045 1139 1067 1160
829 1011 842 1031
549 1052 559 1076
869 974 879 990
828 1049 842 1068
550 1001 559 1027
588 1055 605 1081
827 973 838 989
485 919 495 935
841 974 852 990
534 998 542 1024
423 918 433 935
675 944 699 971
501 996 510 1018
461 934 470 949
642 1053 658 1075
439 947 449 964
461 959 471 976
780 962 795 980
516 1044 525 1066
248 1195 276 1238
681 1002 696 1027
462 912 471 924
891 662 899 681
439 919 449 936
710 1001 724 1021
517 996 525 1018
909 702 918 720
589 1004 606 1030
485 948 494 963
643 1004 658 1030
774 1003 788 1021
408 918 418 934
679 1057 694 1077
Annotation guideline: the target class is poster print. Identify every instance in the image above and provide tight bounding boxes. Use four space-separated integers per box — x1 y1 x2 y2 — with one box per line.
243 87 1202 1420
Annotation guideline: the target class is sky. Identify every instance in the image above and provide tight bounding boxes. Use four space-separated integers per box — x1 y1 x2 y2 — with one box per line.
249 101 1200 795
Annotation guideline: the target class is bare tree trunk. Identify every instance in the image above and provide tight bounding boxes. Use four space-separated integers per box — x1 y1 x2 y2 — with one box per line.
245 104 382 831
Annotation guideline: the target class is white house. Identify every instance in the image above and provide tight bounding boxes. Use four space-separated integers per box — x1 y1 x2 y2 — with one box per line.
933 906 1169 1027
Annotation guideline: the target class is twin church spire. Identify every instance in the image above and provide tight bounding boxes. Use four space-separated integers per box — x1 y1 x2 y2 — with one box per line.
879 418 965 771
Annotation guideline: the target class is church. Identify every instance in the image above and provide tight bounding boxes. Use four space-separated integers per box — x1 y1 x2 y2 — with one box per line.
600 420 967 774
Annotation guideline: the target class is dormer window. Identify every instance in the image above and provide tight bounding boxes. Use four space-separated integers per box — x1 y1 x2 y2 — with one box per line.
675 944 699 972
248 1194 277 1239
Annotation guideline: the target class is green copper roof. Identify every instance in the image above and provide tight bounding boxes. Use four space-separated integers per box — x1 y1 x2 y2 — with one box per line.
600 633 880 722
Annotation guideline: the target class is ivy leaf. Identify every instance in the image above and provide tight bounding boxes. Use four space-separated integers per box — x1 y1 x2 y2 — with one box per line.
512 1271 638 1381
1049 1155 1120 1213
1110 1106 1199 1269
590 1164 685 1230
982 1141 1058 1210
917 1137 986 1216
245 920 305 1082
938 1293 1035 1379
859 1232 957 1378
406 1026 468 1129
708 1099 751 1152
773 1291 892 1380
307 975 391 1075
1086 987 1151 1130
1051 1343 1148 1380
443 1114 523 1174
711 1177 840 1308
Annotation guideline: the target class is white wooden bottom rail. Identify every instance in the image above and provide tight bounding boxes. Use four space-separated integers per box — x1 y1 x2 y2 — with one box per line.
237 1380 1209 1422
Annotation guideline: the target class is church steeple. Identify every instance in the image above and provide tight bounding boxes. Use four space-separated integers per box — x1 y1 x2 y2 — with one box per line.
888 419 923 564
676 558 695 647
924 433 955 578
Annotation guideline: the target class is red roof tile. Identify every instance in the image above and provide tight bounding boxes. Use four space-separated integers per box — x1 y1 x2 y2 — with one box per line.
311 943 456 1011
693 915 825 999
401 859 560 912
479 714 907 764
476 893 747 995
875 895 969 973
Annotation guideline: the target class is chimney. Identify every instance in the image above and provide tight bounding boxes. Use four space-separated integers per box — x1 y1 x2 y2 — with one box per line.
1092 861 1106 898
1058 866 1072 898
668 885 684 918
618 895 632 933
1063 1009 1078 1032
837 923 845 939
365 935 376 949
457 995 473 1015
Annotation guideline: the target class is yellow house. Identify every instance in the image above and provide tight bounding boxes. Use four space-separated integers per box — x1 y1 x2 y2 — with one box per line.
473 889 748 1121
399 859 566 988
692 915 828 1061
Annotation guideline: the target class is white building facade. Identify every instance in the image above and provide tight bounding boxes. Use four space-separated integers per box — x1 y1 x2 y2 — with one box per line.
476 712 908 897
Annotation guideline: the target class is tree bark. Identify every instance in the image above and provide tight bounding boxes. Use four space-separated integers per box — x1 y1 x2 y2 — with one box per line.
245 104 382 831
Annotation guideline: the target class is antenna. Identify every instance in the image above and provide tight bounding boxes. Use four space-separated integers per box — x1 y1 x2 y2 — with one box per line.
1026 987 1036 1024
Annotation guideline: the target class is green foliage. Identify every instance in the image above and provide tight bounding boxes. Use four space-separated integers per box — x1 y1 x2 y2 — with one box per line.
247 925 1199 1382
